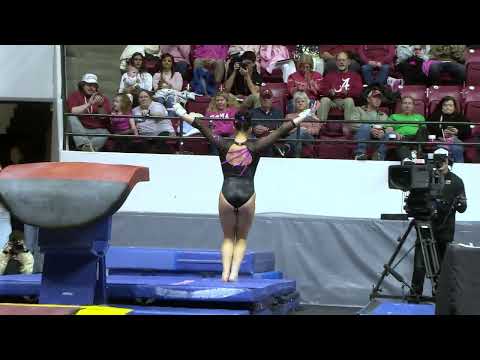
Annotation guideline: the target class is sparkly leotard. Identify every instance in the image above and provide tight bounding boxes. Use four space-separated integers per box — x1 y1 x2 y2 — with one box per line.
192 119 296 208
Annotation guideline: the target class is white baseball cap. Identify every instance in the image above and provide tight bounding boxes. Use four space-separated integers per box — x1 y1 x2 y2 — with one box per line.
434 148 449 157
81 73 98 84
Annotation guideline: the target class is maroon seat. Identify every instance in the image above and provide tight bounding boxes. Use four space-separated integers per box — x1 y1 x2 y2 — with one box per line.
264 83 289 113
465 48 480 86
394 85 427 116
186 95 211 115
463 85 480 124
427 85 463 116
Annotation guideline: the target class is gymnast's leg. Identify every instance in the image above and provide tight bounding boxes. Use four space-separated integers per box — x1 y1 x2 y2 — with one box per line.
229 193 256 282
218 192 237 282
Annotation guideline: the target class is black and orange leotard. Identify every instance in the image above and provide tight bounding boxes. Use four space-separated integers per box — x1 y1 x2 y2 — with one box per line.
191 118 297 209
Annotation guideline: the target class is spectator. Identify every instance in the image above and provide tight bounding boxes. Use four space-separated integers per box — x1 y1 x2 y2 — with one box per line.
295 45 324 73
192 45 229 84
397 46 429 85
152 53 183 91
359 45 395 86
317 51 363 123
132 90 175 152
396 45 430 64
351 88 390 160
204 92 240 154
427 96 471 163
283 91 318 157
225 51 263 98
159 45 191 78
386 96 427 161
191 60 219 96
228 45 261 73
66 73 112 152
286 54 323 112
319 45 361 74
119 45 145 74
425 45 466 85
119 52 153 98
259 45 295 82
250 88 285 156
110 94 138 152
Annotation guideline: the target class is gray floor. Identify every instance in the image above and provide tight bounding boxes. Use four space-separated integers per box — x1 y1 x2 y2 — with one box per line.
291 305 362 315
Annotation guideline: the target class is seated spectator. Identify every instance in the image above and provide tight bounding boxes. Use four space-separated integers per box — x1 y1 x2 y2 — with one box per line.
227 45 261 73
152 53 183 91
192 45 229 84
191 60 219 96
66 73 112 152
119 52 153 98
250 88 285 156
132 90 175 152
426 96 471 163
397 46 429 85
424 45 466 85
259 45 295 83
225 51 263 99
351 88 390 160
385 96 427 161
359 45 395 86
318 51 363 122
396 45 430 64
159 45 191 78
295 45 324 73
119 45 145 74
110 94 138 152
287 54 323 112
204 92 240 154
319 45 361 74
283 92 319 157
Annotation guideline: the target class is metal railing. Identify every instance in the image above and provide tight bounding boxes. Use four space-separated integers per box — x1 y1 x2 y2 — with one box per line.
63 112 480 159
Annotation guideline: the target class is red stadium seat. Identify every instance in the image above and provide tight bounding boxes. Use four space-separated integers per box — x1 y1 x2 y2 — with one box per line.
463 85 480 124
394 85 427 116
264 83 289 113
186 95 211 115
427 85 463 116
465 48 480 86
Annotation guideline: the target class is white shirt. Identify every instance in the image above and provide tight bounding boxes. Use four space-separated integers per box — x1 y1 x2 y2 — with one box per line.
119 72 153 93
132 101 174 135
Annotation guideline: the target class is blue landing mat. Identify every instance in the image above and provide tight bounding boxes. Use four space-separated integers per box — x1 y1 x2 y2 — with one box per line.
118 305 250 315
106 247 275 275
0 274 296 304
109 270 283 280
359 300 435 315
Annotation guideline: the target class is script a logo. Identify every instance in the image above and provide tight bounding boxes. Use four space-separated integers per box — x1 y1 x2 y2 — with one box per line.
334 77 351 93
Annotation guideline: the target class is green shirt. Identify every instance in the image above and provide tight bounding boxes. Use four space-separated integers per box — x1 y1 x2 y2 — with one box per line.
388 113 425 136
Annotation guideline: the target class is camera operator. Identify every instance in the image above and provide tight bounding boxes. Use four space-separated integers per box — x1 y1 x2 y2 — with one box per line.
224 51 263 105
410 148 467 297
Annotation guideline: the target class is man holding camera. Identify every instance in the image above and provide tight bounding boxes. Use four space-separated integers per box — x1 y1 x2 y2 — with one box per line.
225 51 263 109
410 148 467 297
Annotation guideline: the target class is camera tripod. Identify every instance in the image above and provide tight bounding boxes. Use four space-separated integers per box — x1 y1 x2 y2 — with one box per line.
370 218 441 303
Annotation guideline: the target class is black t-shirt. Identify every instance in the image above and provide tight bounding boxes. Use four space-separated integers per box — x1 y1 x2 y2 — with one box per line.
227 67 263 96
250 107 284 130
433 171 467 242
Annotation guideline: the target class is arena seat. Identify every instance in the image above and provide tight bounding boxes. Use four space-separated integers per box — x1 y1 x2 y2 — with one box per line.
465 48 480 86
427 85 463 116
264 82 289 114
394 85 427 116
463 86 480 123
314 122 353 159
186 95 211 115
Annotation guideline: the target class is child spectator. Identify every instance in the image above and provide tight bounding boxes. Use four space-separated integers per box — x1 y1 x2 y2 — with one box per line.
159 45 191 78
110 94 138 152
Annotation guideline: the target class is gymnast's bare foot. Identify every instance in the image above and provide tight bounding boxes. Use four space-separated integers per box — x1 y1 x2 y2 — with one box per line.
228 272 238 282
222 271 230 282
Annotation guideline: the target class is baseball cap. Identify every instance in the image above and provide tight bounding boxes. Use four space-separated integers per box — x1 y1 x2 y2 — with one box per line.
260 88 273 99
81 73 98 84
367 89 382 98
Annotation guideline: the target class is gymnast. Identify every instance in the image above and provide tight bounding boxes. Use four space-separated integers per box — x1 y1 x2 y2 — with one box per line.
173 101 318 281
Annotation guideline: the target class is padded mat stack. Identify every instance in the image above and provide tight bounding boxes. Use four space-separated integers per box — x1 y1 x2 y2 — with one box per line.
0 247 299 315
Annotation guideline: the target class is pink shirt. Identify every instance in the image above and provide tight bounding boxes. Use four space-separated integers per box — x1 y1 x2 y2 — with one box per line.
153 71 183 91
192 45 229 60
159 45 191 64
205 107 238 136
110 112 132 133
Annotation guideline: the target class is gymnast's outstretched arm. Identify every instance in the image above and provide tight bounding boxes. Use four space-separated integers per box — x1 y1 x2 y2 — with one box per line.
173 103 227 151
251 102 319 154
